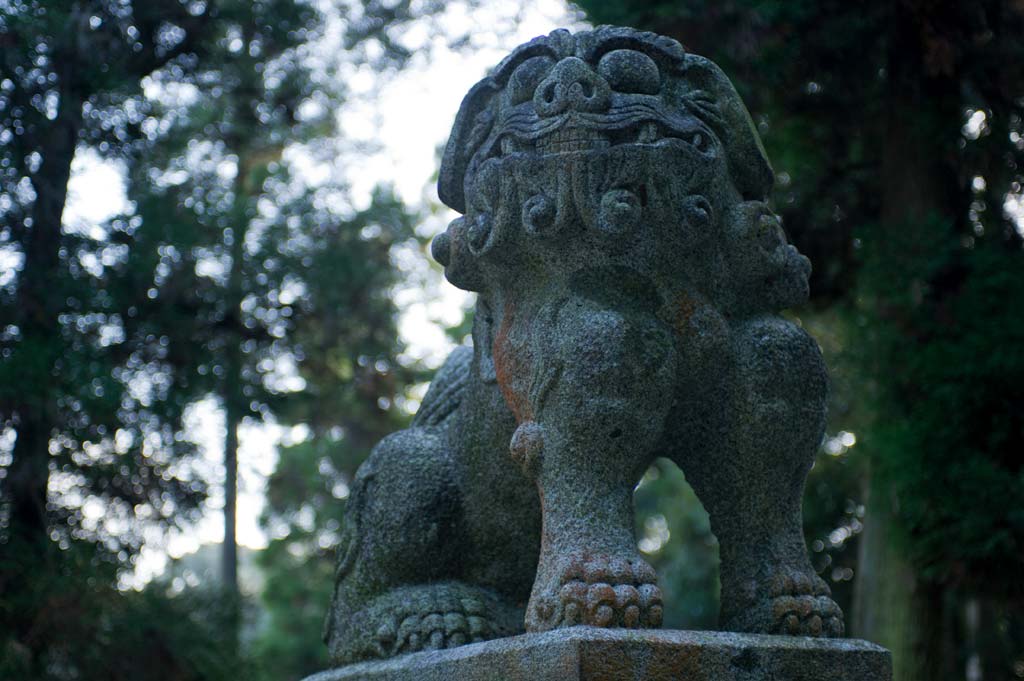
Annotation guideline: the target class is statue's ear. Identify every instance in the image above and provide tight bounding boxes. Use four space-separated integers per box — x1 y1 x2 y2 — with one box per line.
438 78 501 214
681 55 774 201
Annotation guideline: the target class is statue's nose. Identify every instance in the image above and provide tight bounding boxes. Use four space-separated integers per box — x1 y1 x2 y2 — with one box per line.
533 57 611 117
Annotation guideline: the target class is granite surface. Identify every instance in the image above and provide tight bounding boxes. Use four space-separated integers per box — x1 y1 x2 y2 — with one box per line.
321 25 846 666
304 628 891 681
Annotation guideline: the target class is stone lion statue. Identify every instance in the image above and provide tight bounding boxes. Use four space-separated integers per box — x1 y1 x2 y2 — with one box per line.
323 26 844 664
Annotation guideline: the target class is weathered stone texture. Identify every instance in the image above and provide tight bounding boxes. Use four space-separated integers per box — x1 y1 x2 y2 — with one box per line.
304 628 891 681
311 24 879 677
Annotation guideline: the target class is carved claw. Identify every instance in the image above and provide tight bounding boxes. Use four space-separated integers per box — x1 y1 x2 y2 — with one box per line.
388 608 503 655
537 554 663 630
638 583 664 627
769 594 844 636
353 586 520 661
757 569 844 637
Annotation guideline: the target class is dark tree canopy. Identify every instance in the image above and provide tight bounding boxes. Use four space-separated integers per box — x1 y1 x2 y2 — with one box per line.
1 1 424 677
1 0 224 562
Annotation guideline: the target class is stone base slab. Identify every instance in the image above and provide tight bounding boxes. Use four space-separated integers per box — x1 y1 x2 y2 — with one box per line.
302 627 892 681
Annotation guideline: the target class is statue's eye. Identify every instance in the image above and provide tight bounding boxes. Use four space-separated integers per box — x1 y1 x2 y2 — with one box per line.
507 56 555 105
597 49 660 95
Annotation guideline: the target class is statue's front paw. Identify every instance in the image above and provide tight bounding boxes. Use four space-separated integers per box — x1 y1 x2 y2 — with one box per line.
726 568 844 638
766 571 844 637
528 552 663 631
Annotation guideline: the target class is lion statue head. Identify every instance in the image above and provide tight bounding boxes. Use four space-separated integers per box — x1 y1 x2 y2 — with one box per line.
431 25 808 319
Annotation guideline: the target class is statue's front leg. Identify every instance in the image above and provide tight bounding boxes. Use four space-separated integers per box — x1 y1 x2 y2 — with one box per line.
678 316 845 638
497 298 676 632
520 422 663 632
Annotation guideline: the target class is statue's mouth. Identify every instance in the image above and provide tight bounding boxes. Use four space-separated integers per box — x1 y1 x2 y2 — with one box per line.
532 127 610 155
494 119 711 158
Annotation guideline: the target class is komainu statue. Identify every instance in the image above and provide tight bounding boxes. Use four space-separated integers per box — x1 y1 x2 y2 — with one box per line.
323 26 844 664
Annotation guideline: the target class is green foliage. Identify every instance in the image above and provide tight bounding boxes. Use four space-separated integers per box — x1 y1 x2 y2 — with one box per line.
0 540 254 681
119 0 328 432
0 0 225 564
633 460 719 629
251 186 420 672
252 439 351 680
798 308 869 614
1 0 430 675
115 0 427 663
852 217 1024 592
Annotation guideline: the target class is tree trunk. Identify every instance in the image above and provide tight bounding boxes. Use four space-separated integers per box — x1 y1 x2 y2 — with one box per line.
218 32 259 599
3 84 81 546
851 12 962 680
853 472 949 680
221 399 241 593
0 74 83 675
220 375 242 654
219 140 253 654
220 227 247 598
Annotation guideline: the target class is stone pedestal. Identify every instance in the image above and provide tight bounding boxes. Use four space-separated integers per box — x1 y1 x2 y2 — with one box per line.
303 628 891 681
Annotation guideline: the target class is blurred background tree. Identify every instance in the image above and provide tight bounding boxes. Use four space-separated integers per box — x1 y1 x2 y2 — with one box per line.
116 0 423 646
1 0 426 677
1 1 222 675
116 0 331 644
251 190 420 678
